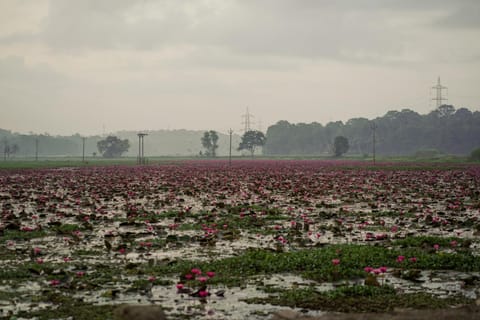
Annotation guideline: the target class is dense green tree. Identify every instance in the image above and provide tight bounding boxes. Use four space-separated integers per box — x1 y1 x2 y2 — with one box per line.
201 130 219 157
264 105 480 156
97 136 130 158
471 148 480 161
238 130 266 158
333 136 349 157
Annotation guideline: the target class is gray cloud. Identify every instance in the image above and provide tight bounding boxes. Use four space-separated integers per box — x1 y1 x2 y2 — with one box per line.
0 0 475 64
435 4 480 29
1 0 479 135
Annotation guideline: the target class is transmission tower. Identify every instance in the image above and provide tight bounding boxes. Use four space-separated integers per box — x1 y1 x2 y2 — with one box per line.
241 107 254 133
432 77 448 107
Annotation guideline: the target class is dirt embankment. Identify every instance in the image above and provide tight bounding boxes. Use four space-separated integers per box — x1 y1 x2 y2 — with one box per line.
113 303 480 320
272 303 480 320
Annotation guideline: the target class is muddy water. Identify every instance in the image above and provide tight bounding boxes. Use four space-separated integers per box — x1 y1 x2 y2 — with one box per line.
1 164 480 318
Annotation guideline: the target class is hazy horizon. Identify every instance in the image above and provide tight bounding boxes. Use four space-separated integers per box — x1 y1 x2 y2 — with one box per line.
1 0 480 136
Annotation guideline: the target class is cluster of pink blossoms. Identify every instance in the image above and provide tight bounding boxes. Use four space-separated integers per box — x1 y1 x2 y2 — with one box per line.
176 268 216 298
364 266 387 275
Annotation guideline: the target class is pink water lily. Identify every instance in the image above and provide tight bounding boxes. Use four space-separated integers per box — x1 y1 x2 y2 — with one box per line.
50 279 61 286
206 271 215 278
191 268 202 275
198 290 209 298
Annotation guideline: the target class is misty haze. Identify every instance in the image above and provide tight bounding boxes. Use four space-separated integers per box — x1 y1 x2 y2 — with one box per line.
1 1 480 320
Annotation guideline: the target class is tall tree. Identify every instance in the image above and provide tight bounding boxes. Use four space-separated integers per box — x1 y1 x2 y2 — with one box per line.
10 144 19 158
201 130 219 157
97 136 130 158
333 136 349 157
238 130 266 158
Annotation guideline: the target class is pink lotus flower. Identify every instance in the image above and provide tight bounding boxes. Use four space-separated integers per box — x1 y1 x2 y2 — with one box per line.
176 283 184 290
332 259 340 266
119 248 126 255
148 276 156 282
364 266 374 273
76 271 85 277
198 277 207 282
396 255 405 263
206 271 215 278
409 257 417 263
33 247 41 255
36 258 44 264
375 234 387 240
379 266 387 273
63 257 71 262
191 268 202 275
198 290 209 297
185 274 193 280
450 240 458 247
433 244 440 250
50 279 61 286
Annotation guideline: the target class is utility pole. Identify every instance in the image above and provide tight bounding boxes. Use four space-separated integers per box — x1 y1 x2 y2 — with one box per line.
432 77 447 108
35 138 38 161
229 128 233 166
137 133 147 164
82 137 86 162
371 122 376 166
3 139 7 161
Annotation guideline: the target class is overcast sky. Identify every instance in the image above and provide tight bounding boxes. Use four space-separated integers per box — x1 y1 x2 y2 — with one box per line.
1 0 480 136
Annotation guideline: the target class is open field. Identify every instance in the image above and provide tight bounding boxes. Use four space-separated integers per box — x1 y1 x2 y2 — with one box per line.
0 153 472 170
1 160 480 319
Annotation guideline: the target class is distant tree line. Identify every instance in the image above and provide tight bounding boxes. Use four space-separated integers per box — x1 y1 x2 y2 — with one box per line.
264 105 480 156
0 129 243 158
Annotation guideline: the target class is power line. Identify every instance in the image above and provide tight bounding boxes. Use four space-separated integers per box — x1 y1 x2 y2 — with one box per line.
241 107 254 133
432 77 448 108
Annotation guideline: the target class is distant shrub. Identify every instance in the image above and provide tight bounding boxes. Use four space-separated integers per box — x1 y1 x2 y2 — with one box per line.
414 149 442 159
470 148 480 161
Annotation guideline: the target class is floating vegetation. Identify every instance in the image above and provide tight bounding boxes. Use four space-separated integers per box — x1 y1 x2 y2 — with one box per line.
0 160 479 318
